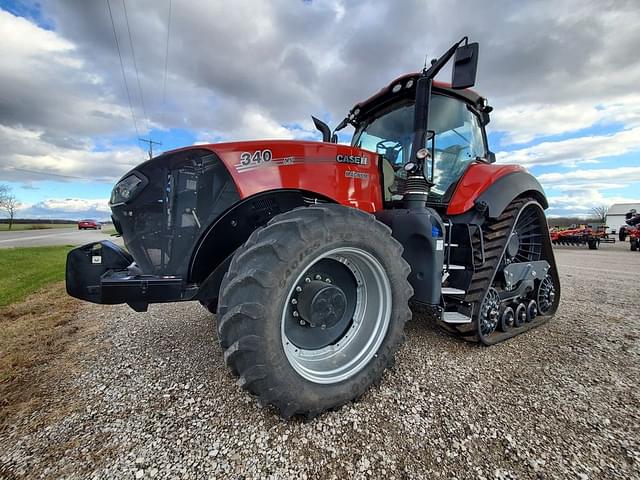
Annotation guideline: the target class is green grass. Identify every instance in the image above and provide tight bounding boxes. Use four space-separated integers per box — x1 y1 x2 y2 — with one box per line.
0 245 73 306
0 223 74 231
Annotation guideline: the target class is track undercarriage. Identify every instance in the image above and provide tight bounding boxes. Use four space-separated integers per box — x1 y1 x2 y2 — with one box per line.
435 197 561 345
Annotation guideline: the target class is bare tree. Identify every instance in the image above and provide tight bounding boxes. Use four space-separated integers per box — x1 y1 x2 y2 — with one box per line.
0 184 20 230
0 184 9 204
591 205 609 223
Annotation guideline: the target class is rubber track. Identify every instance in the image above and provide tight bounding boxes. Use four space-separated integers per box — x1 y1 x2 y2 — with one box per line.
441 198 559 345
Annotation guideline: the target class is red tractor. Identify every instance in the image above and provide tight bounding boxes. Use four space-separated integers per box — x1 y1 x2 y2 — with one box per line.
619 209 640 251
66 39 560 418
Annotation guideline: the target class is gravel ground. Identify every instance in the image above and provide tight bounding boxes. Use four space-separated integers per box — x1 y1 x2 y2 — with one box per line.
2 243 639 479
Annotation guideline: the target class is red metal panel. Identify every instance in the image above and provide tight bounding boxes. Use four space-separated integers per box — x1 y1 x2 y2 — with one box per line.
447 163 525 215
195 140 384 212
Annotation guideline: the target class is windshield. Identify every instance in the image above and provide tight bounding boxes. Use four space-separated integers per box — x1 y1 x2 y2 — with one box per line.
352 94 486 197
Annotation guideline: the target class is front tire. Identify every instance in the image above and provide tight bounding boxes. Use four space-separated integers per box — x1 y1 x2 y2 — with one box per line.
217 205 412 418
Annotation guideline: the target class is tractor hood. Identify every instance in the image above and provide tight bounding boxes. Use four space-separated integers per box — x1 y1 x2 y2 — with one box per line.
110 140 382 276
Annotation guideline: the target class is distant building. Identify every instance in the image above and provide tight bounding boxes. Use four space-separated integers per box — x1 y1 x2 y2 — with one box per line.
606 203 640 233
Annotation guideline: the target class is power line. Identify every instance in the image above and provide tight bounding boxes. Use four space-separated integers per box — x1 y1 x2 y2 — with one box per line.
122 0 149 132
106 0 142 148
9 167 115 182
161 0 172 127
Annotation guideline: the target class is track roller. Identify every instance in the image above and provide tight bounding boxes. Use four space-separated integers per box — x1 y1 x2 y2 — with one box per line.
514 303 526 327
499 306 514 332
526 300 537 322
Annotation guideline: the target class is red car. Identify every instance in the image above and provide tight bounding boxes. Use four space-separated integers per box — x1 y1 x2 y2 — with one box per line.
77 219 101 230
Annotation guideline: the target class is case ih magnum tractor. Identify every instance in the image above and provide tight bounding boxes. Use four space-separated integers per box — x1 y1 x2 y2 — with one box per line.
67 39 560 418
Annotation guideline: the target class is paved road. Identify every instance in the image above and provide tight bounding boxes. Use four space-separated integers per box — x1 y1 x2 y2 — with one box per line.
0 227 120 248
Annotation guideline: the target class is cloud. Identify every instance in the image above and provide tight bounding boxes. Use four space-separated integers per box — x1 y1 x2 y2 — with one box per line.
0 124 142 184
496 127 640 167
537 167 640 215
12 197 111 221
0 10 132 140
2 0 640 218
491 94 640 145
538 166 640 185
546 192 640 215
37 0 640 135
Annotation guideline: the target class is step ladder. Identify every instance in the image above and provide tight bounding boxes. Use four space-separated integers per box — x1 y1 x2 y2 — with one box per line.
442 311 472 324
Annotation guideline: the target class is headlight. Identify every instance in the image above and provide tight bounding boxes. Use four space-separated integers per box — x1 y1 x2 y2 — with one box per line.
110 173 144 205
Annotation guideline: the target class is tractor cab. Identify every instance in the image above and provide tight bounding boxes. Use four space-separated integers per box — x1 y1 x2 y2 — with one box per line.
348 75 493 206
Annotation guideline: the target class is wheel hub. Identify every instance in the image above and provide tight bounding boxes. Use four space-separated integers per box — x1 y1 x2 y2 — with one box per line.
284 259 357 350
297 281 347 329
506 232 520 259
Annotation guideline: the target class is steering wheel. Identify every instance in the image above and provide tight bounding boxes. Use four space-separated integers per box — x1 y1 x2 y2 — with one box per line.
376 140 403 166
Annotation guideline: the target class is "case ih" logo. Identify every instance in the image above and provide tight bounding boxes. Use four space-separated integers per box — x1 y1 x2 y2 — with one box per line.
336 154 368 165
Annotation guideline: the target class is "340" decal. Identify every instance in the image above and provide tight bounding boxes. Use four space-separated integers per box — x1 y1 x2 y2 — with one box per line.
240 149 272 166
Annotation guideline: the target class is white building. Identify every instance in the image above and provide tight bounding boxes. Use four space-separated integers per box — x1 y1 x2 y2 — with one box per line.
606 203 640 233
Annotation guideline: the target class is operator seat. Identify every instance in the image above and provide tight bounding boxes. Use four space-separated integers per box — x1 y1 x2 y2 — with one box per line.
381 157 396 202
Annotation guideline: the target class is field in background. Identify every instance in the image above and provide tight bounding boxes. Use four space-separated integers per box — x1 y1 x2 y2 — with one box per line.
0 245 73 306
0 223 75 231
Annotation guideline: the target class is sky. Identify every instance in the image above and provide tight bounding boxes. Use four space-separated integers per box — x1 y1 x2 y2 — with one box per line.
1 0 639 220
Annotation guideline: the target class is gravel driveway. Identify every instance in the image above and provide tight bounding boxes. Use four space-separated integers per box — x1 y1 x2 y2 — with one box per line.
2 244 639 479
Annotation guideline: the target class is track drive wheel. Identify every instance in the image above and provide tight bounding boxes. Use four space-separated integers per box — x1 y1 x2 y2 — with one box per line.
216 205 413 419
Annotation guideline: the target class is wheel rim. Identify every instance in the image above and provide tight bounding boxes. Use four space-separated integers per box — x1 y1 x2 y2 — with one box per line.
479 287 500 336
281 247 392 384
505 205 543 264
537 274 556 315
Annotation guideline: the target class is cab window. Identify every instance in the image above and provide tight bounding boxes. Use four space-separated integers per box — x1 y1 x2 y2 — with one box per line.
429 95 486 195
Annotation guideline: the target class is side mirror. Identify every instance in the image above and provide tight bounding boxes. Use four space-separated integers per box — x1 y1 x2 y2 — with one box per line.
486 151 496 163
451 42 479 89
311 116 331 143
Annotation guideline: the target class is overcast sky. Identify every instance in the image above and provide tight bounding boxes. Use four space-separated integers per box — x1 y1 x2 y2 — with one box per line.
1 0 639 220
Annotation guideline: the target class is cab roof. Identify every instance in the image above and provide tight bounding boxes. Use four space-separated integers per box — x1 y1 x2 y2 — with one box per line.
349 72 487 126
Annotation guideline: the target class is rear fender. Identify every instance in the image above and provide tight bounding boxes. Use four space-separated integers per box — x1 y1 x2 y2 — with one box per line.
448 165 548 219
474 172 548 219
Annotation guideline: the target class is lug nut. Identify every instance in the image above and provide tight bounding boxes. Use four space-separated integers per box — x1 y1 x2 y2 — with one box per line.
299 320 306 326
321 324 327 330
291 298 297 305
292 311 299 318
305 277 311 283
315 274 322 280
325 278 331 283
295 286 302 293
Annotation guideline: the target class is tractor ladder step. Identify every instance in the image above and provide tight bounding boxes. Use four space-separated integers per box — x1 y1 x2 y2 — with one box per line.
442 287 466 295
444 264 465 270
442 311 472 324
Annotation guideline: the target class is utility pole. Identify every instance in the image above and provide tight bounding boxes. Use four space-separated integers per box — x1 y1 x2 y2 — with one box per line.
139 138 162 159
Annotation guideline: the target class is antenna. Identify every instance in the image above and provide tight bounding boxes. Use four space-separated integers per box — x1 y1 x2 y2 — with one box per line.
139 138 162 159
